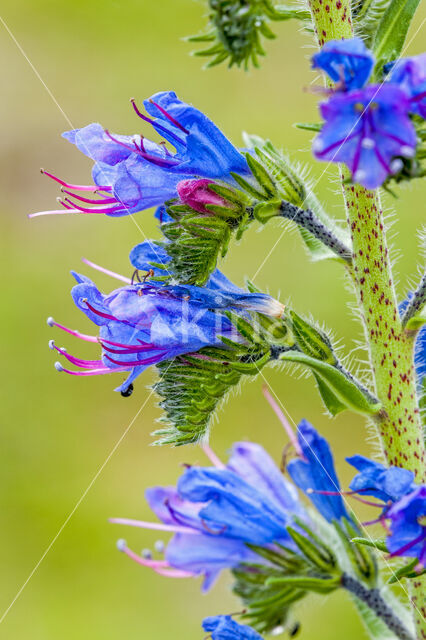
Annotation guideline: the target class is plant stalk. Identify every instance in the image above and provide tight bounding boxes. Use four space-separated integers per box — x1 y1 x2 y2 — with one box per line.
307 0 425 636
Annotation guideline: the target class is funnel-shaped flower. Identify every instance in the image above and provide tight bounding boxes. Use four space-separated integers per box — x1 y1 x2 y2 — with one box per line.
313 84 417 189
111 440 304 591
48 243 284 394
33 91 249 219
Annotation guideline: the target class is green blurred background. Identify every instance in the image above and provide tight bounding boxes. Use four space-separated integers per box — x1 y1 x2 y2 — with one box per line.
1 1 425 638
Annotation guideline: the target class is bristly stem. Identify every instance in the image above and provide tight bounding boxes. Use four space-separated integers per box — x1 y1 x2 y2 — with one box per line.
342 573 415 640
279 201 352 262
307 0 425 636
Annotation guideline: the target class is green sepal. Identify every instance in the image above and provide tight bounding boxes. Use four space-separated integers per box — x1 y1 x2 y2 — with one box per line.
286 526 338 573
295 122 322 132
405 310 426 331
245 151 277 198
230 171 266 200
387 559 426 584
335 520 378 585
279 351 382 416
351 537 388 553
372 0 422 71
253 200 282 223
289 311 337 364
266 575 340 593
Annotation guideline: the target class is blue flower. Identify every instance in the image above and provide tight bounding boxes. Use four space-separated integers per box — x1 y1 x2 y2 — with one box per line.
111 440 305 591
399 292 426 384
387 486 426 568
312 38 374 90
287 419 349 522
388 53 426 119
202 616 263 639
35 91 249 218
313 84 417 189
346 455 416 503
48 246 284 394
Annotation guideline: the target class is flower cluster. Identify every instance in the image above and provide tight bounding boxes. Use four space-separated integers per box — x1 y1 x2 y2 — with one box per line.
311 39 425 189
111 420 349 589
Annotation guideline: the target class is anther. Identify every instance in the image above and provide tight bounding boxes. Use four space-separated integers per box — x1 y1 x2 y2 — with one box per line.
49 339 55 350
154 540 165 554
116 538 127 552
47 316 55 327
54 361 64 372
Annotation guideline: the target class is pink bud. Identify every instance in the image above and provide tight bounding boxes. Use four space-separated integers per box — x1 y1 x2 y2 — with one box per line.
176 179 228 214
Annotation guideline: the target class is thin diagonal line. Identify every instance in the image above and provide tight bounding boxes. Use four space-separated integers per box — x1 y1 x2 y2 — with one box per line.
0 14 173 278
251 17 425 282
256 366 423 623
0 15 73 128
0 370 170 626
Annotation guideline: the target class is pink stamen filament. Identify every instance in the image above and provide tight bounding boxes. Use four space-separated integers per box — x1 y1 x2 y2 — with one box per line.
40 169 111 191
130 99 185 147
202 444 226 470
104 353 163 367
262 385 304 458
61 189 117 205
52 343 104 369
120 543 193 578
149 99 189 134
81 258 131 284
109 517 200 535
63 197 125 215
48 319 98 342
307 488 387 508
58 365 126 376
84 300 119 322
104 129 179 168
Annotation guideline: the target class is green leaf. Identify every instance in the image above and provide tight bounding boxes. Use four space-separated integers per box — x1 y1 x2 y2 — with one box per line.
372 0 422 69
279 351 382 416
313 372 348 416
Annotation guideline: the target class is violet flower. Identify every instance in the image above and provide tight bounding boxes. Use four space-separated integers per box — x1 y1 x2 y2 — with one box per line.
312 84 417 189
32 91 249 219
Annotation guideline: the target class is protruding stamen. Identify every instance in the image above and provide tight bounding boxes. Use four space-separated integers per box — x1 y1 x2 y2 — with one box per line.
130 98 185 147
262 385 304 458
117 540 193 577
202 444 226 470
40 169 111 191
47 318 98 343
109 517 199 535
81 258 131 284
149 99 189 134
61 189 117 205
104 353 163 367
104 129 180 169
